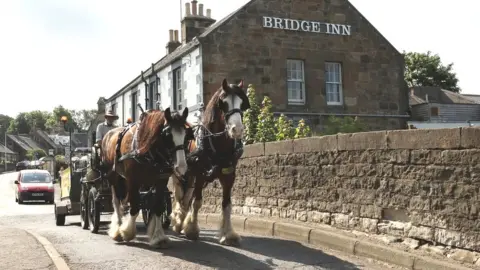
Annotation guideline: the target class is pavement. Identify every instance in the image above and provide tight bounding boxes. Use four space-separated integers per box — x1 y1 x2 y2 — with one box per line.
0 170 467 270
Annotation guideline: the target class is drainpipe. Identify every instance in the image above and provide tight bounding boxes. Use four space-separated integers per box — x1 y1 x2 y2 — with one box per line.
141 71 148 110
151 63 158 110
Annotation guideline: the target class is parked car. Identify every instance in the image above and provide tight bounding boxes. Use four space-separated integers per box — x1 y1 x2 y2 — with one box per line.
15 161 29 171
14 169 56 204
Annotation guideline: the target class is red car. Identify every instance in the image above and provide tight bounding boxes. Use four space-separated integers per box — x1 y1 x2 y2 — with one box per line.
14 169 56 204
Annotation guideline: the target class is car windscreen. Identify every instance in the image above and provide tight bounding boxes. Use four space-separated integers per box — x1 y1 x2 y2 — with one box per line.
22 173 52 183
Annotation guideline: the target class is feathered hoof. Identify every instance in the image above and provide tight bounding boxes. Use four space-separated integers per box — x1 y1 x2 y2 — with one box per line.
219 232 241 247
150 236 171 249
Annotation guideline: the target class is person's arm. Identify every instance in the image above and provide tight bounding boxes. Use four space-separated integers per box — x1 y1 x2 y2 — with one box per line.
95 124 102 145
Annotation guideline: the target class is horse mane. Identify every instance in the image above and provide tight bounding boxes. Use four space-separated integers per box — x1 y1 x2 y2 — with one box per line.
202 89 223 128
136 110 166 155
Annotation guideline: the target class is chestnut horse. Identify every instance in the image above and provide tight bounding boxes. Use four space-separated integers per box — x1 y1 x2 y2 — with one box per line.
101 107 189 248
170 78 250 245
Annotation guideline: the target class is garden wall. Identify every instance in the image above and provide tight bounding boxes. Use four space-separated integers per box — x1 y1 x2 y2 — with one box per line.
200 127 480 252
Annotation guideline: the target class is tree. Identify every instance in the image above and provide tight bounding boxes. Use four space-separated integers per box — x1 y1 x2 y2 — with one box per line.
46 105 77 132
25 148 47 160
25 110 50 131
275 114 295 141
294 119 312 139
8 112 30 134
0 114 13 143
322 116 366 135
404 51 461 93
255 96 276 143
71 109 97 132
243 84 260 145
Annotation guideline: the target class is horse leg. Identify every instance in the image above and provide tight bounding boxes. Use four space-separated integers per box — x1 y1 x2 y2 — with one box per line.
182 177 204 240
119 179 140 242
218 174 241 246
108 184 124 242
171 174 195 233
170 174 186 233
148 181 171 248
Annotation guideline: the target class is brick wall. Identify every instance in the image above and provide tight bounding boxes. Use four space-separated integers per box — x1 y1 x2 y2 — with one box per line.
200 127 480 252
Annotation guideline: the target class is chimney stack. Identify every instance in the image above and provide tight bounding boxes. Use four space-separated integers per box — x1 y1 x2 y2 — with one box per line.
199 4 204 16
166 29 181 55
174 30 179 42
185 2 191 16
191 0 198 16
181 1 216 43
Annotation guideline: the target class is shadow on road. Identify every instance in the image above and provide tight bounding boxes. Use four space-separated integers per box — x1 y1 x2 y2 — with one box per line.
114 225 361 270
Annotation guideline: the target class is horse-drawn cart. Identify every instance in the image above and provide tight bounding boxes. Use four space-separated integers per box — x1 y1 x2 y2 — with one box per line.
54 149 96 226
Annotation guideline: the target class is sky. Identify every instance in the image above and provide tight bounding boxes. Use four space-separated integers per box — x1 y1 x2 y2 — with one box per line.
0 0 478 118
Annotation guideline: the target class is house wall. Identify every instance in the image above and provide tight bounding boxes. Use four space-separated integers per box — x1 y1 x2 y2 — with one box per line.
200 0 408 131
412 103 480 122
108 47 203 126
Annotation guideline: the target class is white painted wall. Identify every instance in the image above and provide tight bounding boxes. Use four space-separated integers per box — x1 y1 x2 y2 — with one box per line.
106 46 203 126
115 95 123 126
158 67 171 110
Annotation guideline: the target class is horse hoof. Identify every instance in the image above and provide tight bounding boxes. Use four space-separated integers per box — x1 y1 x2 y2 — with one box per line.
219 233 241 246
172 223 183 234
150 237 171 249
113 234 124 242
185 230 200 240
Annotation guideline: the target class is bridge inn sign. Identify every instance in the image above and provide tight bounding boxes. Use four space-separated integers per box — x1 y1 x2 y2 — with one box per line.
263 16 351 36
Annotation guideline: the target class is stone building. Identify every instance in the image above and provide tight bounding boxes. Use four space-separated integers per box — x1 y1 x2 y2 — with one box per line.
105 0 409 131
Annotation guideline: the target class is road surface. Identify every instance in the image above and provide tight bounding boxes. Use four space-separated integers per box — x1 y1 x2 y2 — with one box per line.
0 171 405 270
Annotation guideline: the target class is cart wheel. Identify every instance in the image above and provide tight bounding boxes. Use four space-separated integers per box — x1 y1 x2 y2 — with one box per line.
88 187 100 233
80 185 89 230
55 206 66 226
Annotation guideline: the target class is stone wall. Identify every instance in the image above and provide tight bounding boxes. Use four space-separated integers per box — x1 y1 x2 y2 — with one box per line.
200 127 480 252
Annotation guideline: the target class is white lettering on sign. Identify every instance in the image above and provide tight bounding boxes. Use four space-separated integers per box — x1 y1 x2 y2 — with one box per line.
262 16 351 36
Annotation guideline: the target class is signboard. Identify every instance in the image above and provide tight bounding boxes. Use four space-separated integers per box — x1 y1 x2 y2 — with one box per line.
64 147 70 162
60 168 71 199
48 149 54 156
263 16 351 36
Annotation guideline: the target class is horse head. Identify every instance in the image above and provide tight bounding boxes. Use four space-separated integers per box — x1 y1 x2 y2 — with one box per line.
162 107 190 175
205 78 250 139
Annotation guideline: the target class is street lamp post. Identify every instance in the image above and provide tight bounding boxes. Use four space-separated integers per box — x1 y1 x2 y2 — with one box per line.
0 124 6 172
60 116 72 166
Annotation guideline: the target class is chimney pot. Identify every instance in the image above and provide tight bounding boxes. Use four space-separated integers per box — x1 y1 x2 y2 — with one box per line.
174 30 179 42
169 29 174 42
206 8 211 18
199 4 204 16
185 2 191 16
191 0 197 16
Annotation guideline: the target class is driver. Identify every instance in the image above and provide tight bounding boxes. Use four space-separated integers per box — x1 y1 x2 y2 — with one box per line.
94 110 119 164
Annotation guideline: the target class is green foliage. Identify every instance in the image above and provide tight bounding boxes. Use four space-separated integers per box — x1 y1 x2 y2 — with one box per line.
255 96 276 143
322 116 367 135
25 148 47 160
46 105 77 131
275 114 295 141
243 84 260 145
0 114 13 142
8 112 31 134
404 51 461 93
294 119 312 139
71 109 98 131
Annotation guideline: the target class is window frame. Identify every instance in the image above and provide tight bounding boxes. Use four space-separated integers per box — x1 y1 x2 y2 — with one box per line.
286 59 306 105
325 62 343 106
173 68 182 111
